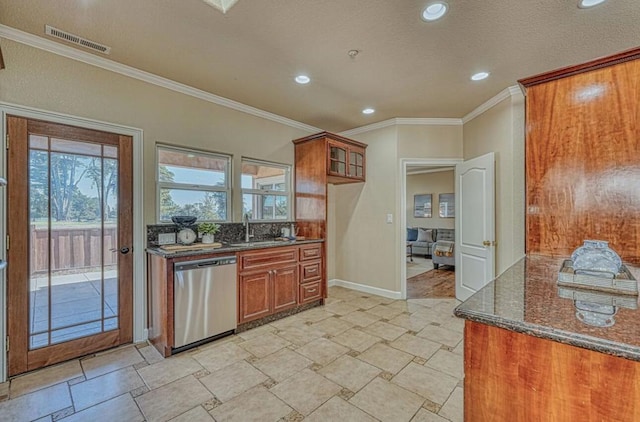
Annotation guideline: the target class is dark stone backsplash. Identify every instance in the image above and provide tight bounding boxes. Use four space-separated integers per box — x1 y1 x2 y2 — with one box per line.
147 221 296 247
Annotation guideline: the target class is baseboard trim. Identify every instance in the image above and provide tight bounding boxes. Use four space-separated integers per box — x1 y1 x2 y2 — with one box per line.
328 279 402 300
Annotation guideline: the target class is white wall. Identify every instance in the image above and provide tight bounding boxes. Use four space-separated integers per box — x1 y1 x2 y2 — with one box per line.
406 170 455 230
463 93 525 275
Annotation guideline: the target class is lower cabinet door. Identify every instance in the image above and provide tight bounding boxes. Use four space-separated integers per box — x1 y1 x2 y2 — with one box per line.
239 271 271 324
272 265 298 313
299 281 322 304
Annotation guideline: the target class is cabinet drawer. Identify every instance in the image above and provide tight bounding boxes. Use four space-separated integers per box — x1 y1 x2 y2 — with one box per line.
299 281 322 304
239 247 297 271
300 260 322 283
299 243 322 261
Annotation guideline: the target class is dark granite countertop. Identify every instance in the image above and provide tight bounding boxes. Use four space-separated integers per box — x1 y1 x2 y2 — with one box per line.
454 255 640 362
146 238 324 259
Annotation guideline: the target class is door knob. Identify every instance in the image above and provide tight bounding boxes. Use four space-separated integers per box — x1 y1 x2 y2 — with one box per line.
482 241 491 246
120 247 130 254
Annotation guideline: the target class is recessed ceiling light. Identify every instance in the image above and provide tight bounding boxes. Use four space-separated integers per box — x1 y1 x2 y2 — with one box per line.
578 0 606 8
295 75 310 84
422 2 448 21
471 72 490 81
362 108 375 115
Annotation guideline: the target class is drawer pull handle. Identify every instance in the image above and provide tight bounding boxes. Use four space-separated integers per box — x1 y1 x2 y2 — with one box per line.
308 289 317 293
308 268 317 273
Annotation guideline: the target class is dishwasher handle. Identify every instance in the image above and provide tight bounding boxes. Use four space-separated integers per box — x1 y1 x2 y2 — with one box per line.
174 256 237 272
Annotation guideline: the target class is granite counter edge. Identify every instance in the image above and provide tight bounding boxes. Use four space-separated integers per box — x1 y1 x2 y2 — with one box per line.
454 307 640 362
146 239 325 258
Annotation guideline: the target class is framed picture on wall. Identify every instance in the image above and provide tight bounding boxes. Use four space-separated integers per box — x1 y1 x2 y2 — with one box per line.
414 194 432 218
439 193 455 218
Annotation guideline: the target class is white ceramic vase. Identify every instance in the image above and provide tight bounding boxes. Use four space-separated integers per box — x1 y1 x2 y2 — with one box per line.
202 233 215 244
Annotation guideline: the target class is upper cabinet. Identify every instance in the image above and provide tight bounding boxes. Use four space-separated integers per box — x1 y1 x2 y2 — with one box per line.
327 139 366 183
292 131 367 240
294 131 367 185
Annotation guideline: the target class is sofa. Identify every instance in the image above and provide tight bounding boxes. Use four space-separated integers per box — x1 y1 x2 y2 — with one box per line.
407 228 454 259
433 239 455 269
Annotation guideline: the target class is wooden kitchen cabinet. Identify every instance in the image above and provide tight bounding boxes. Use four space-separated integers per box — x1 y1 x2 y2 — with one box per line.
293 131 367 240
238 246 300 324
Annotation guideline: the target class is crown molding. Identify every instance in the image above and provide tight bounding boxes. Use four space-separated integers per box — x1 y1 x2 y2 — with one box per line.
462 85 523 124
0 24 320 133
341 117 462 137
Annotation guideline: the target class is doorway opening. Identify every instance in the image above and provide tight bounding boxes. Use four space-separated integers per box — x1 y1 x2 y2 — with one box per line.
400 158 462 300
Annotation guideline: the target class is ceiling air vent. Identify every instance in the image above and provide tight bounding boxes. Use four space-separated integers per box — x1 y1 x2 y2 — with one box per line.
45 25 111 55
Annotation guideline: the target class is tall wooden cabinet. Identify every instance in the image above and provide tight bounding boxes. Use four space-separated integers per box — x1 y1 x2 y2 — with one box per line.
293 131 367 240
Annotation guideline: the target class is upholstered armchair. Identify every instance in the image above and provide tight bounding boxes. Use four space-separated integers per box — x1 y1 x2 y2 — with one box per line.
432 240 455 269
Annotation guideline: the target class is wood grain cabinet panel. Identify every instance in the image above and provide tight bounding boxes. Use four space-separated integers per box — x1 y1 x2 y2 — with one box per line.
238 271 272 324
272 265 298 313
299 243 322 261
300 260 322 283
299 281 322 304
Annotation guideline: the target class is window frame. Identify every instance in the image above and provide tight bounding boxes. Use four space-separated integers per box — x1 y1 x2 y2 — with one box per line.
156 144 232 223
241 157 292 222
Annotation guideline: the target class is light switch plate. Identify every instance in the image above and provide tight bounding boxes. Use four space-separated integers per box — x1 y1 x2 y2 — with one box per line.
386 213 393 223
158 233 176 245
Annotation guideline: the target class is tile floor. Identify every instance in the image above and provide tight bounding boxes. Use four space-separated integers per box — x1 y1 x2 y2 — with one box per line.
0 286 464 422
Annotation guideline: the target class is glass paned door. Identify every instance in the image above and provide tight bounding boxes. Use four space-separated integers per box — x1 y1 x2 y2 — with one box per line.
28 137 119 349
7 116 133 376
329 145 347 176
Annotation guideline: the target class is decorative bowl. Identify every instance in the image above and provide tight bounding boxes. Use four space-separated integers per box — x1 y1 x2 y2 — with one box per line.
171 216 197 227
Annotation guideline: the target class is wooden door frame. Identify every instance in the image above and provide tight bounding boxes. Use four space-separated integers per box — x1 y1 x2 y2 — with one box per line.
0 102 144 382
399 158 463 300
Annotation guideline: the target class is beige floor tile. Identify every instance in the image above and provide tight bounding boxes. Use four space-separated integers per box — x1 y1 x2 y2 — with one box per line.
318 355 381 392
71 366 144 411
199 360 267 402
209 386 292 422
357 343 414 374
137 355 203 389
0 383 71 422
81 346 144 379
305 396 377 422
410 408 449 422
390 334 442 360
392 363 459 405
311 316 354 336
386 300 427 313
138 345 165 365
452 341 464 356
295 338 349 366
350 377 424 422
387 313 433 332
191 342 250 372
438 386 463 422
268 315 305 329
441 316 465 333
275 324 326 346
349 297 386 310
237 324 277 341
326 286 363 300
322 301 360 316
10 360 82 398
251 348 313 382
366 304 405 319
270 368 341 415
339 311 381 327
239 333 291 358
169 405 214 421
331 328 382 352
135 375 213 422
425 349 464 379
362 321 408 341
416 325 463 348
407 298 442 308
60 393 144 422
296 308 335 323
31 416 52 422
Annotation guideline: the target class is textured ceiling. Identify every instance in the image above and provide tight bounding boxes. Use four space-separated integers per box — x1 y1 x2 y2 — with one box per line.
1 0 639 132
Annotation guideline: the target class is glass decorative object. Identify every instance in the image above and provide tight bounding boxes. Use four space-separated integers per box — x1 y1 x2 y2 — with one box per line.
570 240 622 277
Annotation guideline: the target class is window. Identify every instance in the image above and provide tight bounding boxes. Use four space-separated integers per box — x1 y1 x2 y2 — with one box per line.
157 145 231 222
241 158 291 221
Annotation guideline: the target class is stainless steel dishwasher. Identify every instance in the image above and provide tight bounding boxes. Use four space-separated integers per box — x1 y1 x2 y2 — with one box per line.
173 256 237 351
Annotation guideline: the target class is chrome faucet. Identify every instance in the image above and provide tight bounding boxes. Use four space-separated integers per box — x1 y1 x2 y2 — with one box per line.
243 212 254 242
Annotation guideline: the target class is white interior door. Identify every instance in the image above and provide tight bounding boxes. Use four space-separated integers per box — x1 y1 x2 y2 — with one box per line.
455 152 495 301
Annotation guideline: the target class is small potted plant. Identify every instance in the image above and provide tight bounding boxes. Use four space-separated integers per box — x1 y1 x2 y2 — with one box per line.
198 222 220 244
